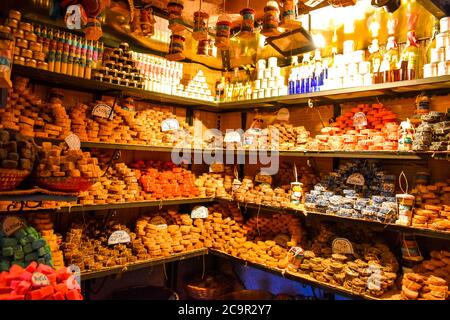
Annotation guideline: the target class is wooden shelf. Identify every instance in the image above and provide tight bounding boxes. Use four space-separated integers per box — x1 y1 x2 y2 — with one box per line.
12 65 219 112
0 198 214 214
219 75 450 111
209 250 399 300
81 249 207 281
228 200 450 241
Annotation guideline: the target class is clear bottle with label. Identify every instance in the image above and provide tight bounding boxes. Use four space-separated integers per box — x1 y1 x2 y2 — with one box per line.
368 39 383 84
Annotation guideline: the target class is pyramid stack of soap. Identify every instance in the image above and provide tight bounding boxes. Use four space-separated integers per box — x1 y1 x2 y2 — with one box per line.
181 70 214 102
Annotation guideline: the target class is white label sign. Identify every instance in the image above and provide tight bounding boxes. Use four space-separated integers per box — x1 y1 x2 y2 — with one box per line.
2 216 24 236
150 216 168 230
277 108 290 121
66 265 81 290
65 133 81 150
224 131 242 143
332 238 354 255
353 112 367 127
346 173 365 186
161 119 180 132
92 103 114 120
191 206 209 219
108 230 131 245
32 272 50 286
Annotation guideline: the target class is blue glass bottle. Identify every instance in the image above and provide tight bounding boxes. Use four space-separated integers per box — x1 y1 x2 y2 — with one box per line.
295 75 301 94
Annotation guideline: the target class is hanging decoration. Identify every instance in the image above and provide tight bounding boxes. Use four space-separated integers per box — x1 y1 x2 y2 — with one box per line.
261 1 281 37
130 7 143 35
240 4 256 39
215 13 232 49
280 0 301 29
167 0 186 32
140 7 156 37
64 4 87 30
167 33 185 61
193 0 209 41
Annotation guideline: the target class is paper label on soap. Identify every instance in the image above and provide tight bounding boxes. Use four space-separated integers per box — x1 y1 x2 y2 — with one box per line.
277 108 290 121
209 162 224 173
332 238 354 255
224 131 242 143
32 272 50 286
66 264 81 290
150 216 168 230
92 103 114 120
191 206 208 219
2 216 25 236
65 133 81 150
353 112 367 127
108 230 131 245
255 174 272 185
346 173 365 186
161 118 180 132
232 179 242 193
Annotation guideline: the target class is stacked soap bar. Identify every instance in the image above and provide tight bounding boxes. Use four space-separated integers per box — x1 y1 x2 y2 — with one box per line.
1 78 71 139
275 162 319 191
413 250 450 286
309 104 399 151
267 124 310 151
0 224 52 271
401 273 448 300
233 177 291 208
0 262 83 300
37 142 101 179
132 161 199 199
29 213 64 269
305 160 397 222
195 170 234 198
181 70 214 102
0 129 35 172
413 112 450 151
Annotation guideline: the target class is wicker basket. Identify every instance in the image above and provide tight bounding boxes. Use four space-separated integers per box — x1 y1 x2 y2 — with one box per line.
0 168 30 191
218 290 273 300
36 176 98 192
185 274 234 300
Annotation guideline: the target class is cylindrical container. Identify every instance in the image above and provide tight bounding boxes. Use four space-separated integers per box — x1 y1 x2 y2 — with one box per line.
264 68 271 79
196 39 209 56
438 61 448 76
431 48 445 63
343 40 354 54
287 247 304 271
257 59 267 70
258 90 265 99
446 46 450 61
396 194 415 226
167 0 186 32
280 0 301 29
290 182 303 205
440 17 450 33
261 1 280 37
193 11 209 41
215 14 232 49
254 79 261 90
167 34 185 61
261 79 268 89
240 8 256 38
257 69 264 79
423 63 432 78
0 26 15 88
268 57 278 68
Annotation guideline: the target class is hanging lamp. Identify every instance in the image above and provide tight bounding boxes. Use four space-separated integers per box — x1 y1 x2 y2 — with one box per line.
167 0 186 32
193 0 209 41
280 0 302 29
240 0 256 39
261 0 281 37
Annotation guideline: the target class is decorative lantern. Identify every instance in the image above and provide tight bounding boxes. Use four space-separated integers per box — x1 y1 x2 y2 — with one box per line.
84 18 103 41
261 1 281 37
167 0 186 32
0 26 15 88
398 118 414 151
141 8 156 36
215 13 232 49
280 0 302 29
167 33 185 61
193 0 209 42
240 7 256 39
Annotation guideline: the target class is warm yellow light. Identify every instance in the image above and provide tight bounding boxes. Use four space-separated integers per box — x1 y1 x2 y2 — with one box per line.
312 33 326 48
369 21 380 38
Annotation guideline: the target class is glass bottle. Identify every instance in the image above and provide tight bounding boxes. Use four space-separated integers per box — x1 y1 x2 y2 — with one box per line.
426 18 439 64
368 39 383 84
400 12 419 81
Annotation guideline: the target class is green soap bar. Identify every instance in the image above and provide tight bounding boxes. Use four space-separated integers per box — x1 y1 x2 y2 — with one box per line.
13 245 23 253
45 259 53 267
2 247 13 257
11 261 25 268
1 238 18 247
37 247 47 257
27 227 39 237
1 260 10 271
44 253 52 261
44 245 51 252
32 239 46 250
24 252 38 262
19 237 29 246
26 234 37 242
23 243 33 254
13 229 28 240
37 258 45 265
14 250 24 260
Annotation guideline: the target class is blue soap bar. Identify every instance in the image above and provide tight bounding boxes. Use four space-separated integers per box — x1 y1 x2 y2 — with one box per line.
2 247 14 257
23 243 33 254
24 252 38 262
1 238 18 247
32 239 46 250
13 229 28 240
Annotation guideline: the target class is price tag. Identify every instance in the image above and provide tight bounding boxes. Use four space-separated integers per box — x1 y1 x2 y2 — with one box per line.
66 264 81 290
209 162 224 173
255 174 272 185
191 206 208 219
92 103 114 120
353 112 367 127
232 179 242 193
161 119 180 132
108 230 131 245
2 216 24 236
65 4 85 30
346 173 365 186
277 108 290 121
224 131 242 144
32 272 50 286
65 133 81 150
332 238 354 255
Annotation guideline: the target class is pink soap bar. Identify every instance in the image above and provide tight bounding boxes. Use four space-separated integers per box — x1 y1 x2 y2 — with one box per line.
52 292 65 300
7 294 25 300
16 281 31 295
36 264 54 275
19 271 32 282
25 262 38 273
9 280 20 289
